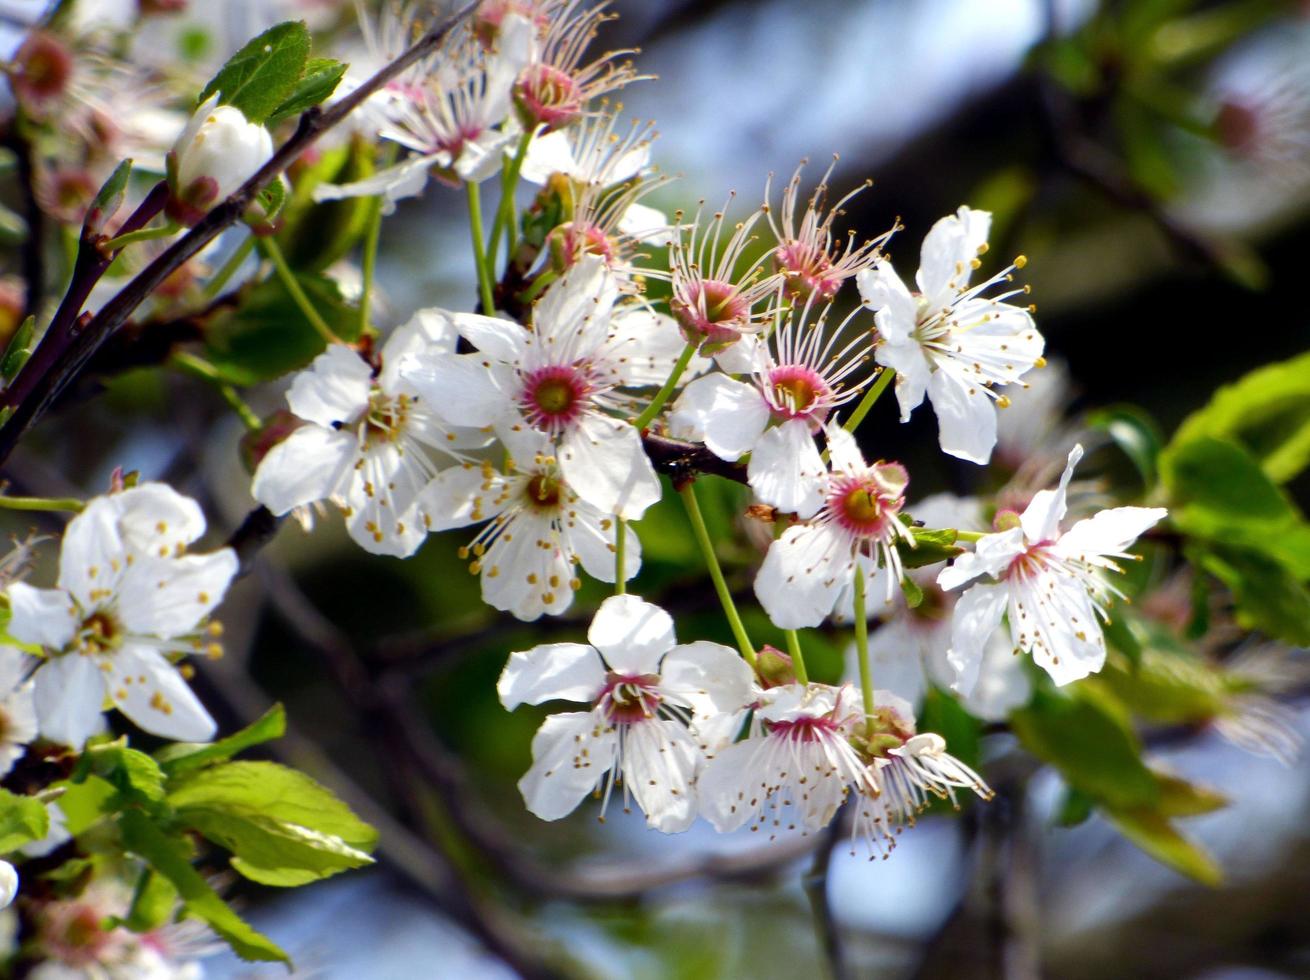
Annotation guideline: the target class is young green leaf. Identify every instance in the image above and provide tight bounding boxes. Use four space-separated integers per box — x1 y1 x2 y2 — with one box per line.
898 524 963 569
84 159 134 236
181 810 375 887
1087 404 1163 488
125 869 180 933
1 315 36 382
267 57 348 125
1105 807 1223 886
118 810 290 964
157 703 287 776
0 787 49 853
199 21 311 125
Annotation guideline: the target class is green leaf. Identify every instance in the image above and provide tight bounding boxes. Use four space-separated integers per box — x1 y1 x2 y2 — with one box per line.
118 810 290 964
1105 807 1222 886
85 159 133 235
1010 687 1159 811
84 741 166 805
204 272 361 384
55 776 117 836
199 21 311 125
1171 351 1310 485
168 761 377 886
126 869 179 933
898 524 962 570
1087 404 1163 487
1055 786 1096 827
1152 771 1226 818
267 57 348 125
0 787 49 853
1 315 36 382
1199 546 1310 645
158 704 287 776
899 575 924 609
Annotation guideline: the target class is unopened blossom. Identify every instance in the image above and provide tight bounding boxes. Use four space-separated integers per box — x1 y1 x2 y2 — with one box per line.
252 311 488 558
858 206 1044 464
315 17 533 207
671 298 876 516
755 426 911 629
698 682 876 836
513 0 644 131
0 861 15 909
476 0 558 48
767 159 893 301
421 430 640 620
0 647 38 776
850 691 992 854
499 594 755 831
669 198 785 353
5 484 235 747
939 444 1167 689
166 94 273 225
403 255 678 519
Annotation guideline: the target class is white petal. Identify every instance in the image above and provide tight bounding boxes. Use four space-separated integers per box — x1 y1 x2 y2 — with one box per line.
755 523 850 629
107 645 216 742
622 720 700 833
857 263 917 330
403 351 514 428
520 129 577 183
946 584 1008 697
312 153 440 210
5 584 76 649
342 445 429 558
1056 506 1168 559
378 307 461 394
451 312 528 364
659 641 755 718
962 628 1032 722
533 255 617 359
669 374 769 461
565 507 640 584
417 464 509 532
453 129 516 183
713 334 768 375
587 594 675 674
111 483 206 555
875 340 930 422
57 498 127 611
916 206 991 307
117 551 237 638
251 425 356 516
498 643 605 709
695 739 758 832
823 424 867 475
748 419 826 518
600 307 707 388
481 516 575 620
927 368 997 465
937 527 1026 591
617 203 674 247
518 711 617 821
559 413 661 520
33 656 105 747
1020 443 1084 543
286 344 372 428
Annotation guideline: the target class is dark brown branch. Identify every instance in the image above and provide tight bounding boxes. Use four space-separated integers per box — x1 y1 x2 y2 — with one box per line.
0 0 480 467
225 506 283 578
643 432 748 486
3 123 46 321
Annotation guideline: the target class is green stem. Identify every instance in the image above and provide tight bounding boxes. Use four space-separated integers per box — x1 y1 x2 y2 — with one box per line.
358 197 384 337
853 564 874 734
634 340 697 431
843 367 895 433
0 494 84 512
614 519 627 595
488 130 533 273
784 629 809 684
202 233 254 301
518 268 558 304
258 236 341 346
956 530 985 542
102 223 178 252
680 482 755 667
171 352 263 431
466 181 496 315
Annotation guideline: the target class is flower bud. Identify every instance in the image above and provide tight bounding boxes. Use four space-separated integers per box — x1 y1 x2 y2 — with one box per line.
166 95 273 226
11 31 74 110
754 645 796 688
0 860 16 909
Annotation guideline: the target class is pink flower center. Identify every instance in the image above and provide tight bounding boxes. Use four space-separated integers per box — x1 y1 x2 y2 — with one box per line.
551 221 616 270
767 364 830 422
768 714 841 742
522 473 563 513
774 240 841 300
520 364 593 434
515 64 584 129
671 279 750 348
598 672 662 724
1004 543 1053 581
829 473 902 537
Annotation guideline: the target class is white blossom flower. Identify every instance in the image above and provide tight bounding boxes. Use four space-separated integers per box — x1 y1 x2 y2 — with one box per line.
421 430 640 620
0 648 38 777
166 95 273 225
315 17 534 207
520 106 655 188
754 426 911 629
499 594 755 831
0 861 15 909
402 255 676 519
857 206 1044 464
4 485 236 747
251 312 489 558
697 682 875 836
938 444 1167 689
670 298 876 516
767 158 893 301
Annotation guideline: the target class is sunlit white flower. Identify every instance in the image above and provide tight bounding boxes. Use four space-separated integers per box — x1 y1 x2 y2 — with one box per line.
252 312 488 558
755 426 911 629
671 297 876 516
520 105 655 187
166 95 273 226
315 16 534 207
0 648 38 777
421 430 640 620
767 158 893 301
697 682 875 836
857 206 1044 464
939 444 1167 688
499 595 755 831
5 485 235 747
0 861 15 909
402 256 675 519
